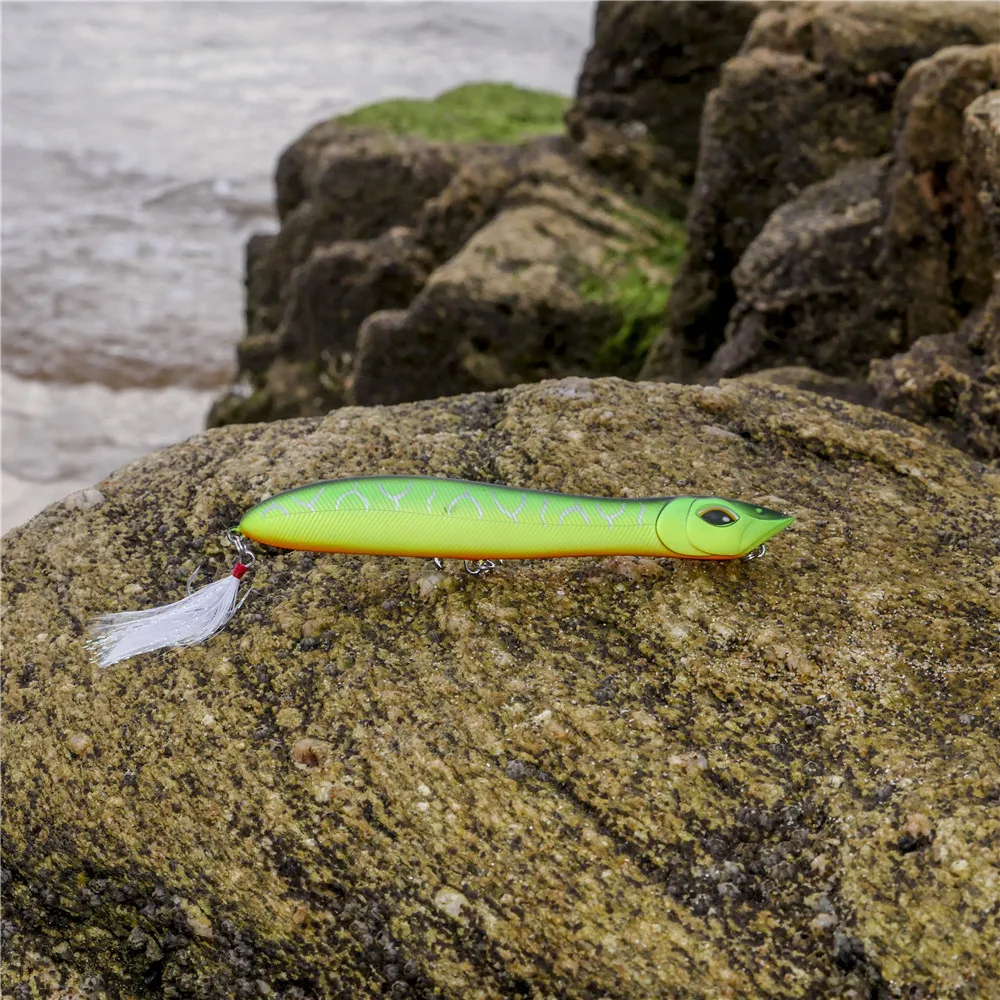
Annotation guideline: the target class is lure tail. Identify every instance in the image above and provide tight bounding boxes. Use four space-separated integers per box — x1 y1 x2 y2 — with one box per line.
89 539 252 668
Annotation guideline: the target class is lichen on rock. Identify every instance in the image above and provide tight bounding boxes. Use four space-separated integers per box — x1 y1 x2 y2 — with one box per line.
4 378 999 998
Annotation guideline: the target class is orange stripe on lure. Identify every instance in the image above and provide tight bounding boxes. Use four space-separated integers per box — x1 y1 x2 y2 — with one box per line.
89 475 794 667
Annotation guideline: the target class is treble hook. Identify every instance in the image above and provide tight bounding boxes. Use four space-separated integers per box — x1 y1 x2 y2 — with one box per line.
464 559 498 576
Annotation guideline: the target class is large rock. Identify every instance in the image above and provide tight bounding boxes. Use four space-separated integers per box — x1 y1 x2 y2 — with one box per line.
565 0 762 211
642 1 1000 381
964 86 1000 247
881 44 1000 341
209 229 435 426
245 127 468 349
214 134 685 425
705 157 897 380
3 378 1000 998
352 147 682 405
870 90 1000 462
693 43 1000 390
869 287 1000 460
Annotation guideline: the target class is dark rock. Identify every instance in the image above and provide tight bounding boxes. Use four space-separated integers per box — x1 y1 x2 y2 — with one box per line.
213 118 680 428
870 285 1000 460
249 127 467 343
209 230 435 426
881 44 1000 341
707 158 898 380
642 1 1000 381
871 89 1000 460
416 139 567 264
353 149 677 406
695 43 999 404
565 0 762 211
964 89 1000 251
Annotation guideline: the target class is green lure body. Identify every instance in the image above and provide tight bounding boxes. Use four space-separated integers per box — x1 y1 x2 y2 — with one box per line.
239 476 793 561
90 475 795 667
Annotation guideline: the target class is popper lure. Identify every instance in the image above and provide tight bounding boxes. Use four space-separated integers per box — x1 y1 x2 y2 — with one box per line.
89 475 794 667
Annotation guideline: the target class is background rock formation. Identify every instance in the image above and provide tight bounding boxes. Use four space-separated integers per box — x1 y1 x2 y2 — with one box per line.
641 2 999 381
871 89 1000 461
4 378 999 997
564 0 764 213
209 84 686 428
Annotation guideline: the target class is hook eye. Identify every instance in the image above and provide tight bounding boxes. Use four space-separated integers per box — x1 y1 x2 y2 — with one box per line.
226 530 256 567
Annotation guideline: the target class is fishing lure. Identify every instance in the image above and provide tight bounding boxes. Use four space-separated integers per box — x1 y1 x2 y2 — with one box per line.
89 475 794 667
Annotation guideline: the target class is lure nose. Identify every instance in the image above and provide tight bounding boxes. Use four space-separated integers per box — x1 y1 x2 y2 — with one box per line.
741 512 795 554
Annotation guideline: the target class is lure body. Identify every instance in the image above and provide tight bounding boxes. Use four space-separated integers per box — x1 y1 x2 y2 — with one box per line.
239 476 793 561
91 475 794 666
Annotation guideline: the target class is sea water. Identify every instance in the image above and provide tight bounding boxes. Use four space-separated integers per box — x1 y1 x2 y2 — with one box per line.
2 1 594 530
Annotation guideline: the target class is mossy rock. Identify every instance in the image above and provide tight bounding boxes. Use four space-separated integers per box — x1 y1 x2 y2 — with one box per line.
3 378 999 998
338 83 571 146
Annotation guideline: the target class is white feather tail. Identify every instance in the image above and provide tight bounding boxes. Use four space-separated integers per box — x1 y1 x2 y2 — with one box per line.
89 563 250 668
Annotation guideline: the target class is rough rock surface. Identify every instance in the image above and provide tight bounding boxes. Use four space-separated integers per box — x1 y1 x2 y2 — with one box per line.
870 288 1000 461
705 157 896 381
881 44 1000 342
213 137 682 425
211 228 435 426
688 43 1000 393
871 88 1000 461
254 126 469 339
642 2 1000 381
4 378 999 999
352 147 679 406
210 127 470 426
565 0 762 212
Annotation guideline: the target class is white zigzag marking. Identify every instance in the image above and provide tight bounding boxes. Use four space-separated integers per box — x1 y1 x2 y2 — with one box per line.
426 486 436 514
258 500 290 519
540 498 549 525
335 486 370 511
637 502 645 527
378 481 413 510
292 485 326 514
492 490 527 523
447 489 484 519
558 503 590 526
595 501 625 530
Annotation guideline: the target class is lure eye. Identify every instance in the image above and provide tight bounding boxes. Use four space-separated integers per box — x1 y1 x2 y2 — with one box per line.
698 506 739 527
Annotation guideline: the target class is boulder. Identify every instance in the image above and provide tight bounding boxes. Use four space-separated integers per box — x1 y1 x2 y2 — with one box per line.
869 287 1000 460
705 157 897 381
564 0 762 211
247 127 468 345
212 83 673 430
352 148 683 405
871 91 1000 461
691 43 1000 392
209 229 435 427
3 378 999 998
964 87 1000 248
881 44 1000 341
642 1 1000 381
214 132 685 425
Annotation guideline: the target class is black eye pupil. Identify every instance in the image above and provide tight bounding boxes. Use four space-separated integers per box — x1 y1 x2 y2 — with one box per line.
700 508 736 526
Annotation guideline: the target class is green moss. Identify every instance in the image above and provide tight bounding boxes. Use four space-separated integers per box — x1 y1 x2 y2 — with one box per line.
581 214 687 375
338 82 570 145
